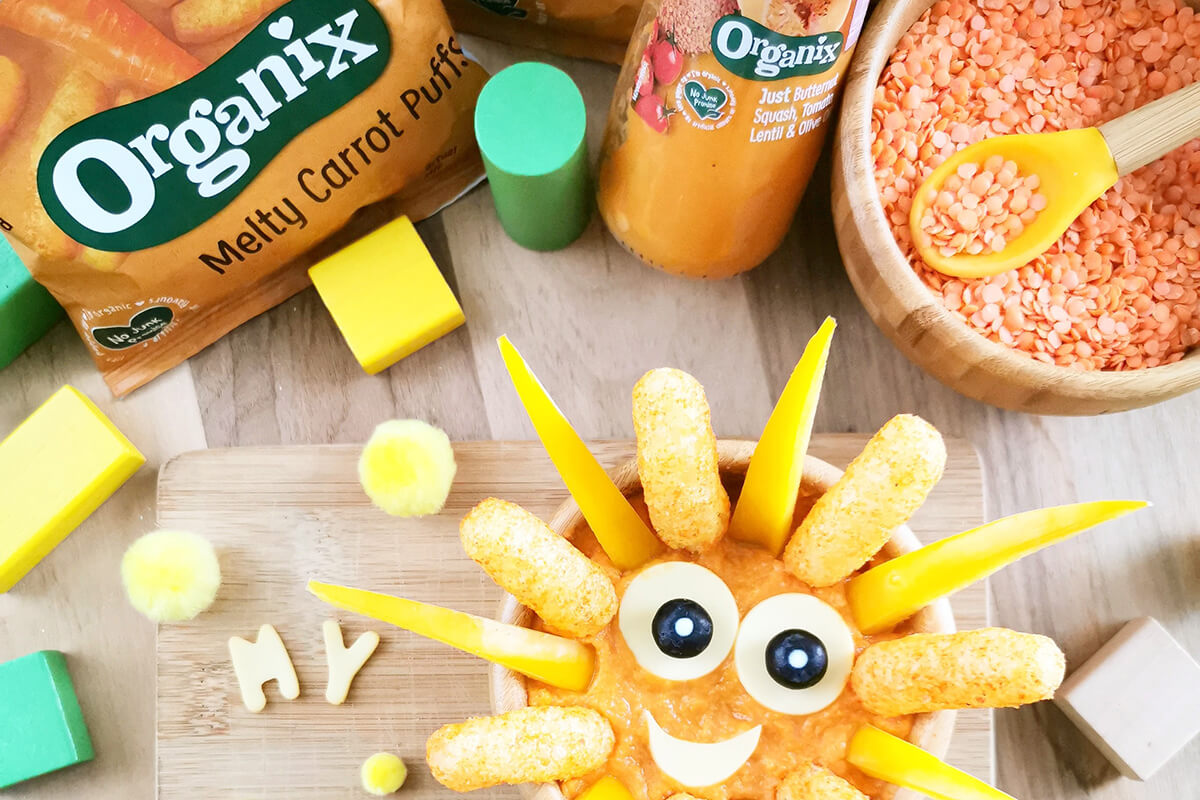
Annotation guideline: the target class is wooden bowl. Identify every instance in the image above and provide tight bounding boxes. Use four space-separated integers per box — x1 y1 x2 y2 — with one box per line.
490 440 956 800
832 0 1200 415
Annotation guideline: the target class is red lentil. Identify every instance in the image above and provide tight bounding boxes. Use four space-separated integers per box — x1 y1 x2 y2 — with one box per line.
873 0 1200 370
918 155 1046 257
658 0 738 52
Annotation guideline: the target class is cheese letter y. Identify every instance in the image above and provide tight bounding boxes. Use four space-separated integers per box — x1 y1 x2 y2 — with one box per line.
324 619 380 705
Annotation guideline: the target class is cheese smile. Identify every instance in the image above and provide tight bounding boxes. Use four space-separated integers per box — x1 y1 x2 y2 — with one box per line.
644 711 763 788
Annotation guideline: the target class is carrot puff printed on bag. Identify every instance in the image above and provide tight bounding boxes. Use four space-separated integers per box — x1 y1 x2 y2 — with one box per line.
0 0 487 395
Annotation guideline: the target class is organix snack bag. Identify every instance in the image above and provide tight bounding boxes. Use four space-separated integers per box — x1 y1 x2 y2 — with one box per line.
597 0 869 277
0 0 486 395
445 0 643 63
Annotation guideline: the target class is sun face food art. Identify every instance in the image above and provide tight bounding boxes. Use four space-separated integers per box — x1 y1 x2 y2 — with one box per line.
0 0 486 395
310 320 1147 799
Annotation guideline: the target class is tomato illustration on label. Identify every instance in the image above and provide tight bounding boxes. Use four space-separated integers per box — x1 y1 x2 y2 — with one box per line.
652 38 683 85
634 94 672 134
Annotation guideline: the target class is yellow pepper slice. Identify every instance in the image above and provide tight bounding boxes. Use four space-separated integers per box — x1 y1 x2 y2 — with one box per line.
848 725 1016 800
499 336 662 571
308 581 596 692
577 776 638 800
728 318 835 555
847 500 1148 634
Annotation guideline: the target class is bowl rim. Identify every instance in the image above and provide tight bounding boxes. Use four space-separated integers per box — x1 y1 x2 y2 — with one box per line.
833 0 1200 396
489 439 956 800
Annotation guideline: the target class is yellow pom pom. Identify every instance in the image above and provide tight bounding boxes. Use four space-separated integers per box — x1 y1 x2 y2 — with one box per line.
121 530 221 622
361 752 407 795
358 420 456 517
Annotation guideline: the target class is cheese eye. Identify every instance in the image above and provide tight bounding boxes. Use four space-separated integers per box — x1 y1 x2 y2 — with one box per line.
618 562 739 681
734 593 854 715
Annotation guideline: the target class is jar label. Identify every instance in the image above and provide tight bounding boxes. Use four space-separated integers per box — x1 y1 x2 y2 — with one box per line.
676 72 736 131
711 16 844 81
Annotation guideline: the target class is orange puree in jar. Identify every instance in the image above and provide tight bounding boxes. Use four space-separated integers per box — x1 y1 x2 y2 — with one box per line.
597 0 871 278
528 494 914 800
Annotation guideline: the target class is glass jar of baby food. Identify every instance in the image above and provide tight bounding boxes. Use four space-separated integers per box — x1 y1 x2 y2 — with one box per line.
597 0 870 278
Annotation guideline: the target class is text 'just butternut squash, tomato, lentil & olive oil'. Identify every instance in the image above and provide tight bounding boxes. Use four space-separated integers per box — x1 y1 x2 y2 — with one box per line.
597 0 870 278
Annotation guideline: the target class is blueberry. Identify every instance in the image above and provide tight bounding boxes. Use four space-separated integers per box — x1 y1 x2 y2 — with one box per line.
651 598 714 659
765 629 828 689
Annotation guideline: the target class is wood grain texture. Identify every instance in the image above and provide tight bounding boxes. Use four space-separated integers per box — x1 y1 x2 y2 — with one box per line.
0 322 207 800
831 0 1200 414
1 30 1196 800
1099 80 1200 175
156 438 989 799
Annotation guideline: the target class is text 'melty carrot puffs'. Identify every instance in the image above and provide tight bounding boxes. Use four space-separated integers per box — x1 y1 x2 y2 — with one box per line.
0 0 487 395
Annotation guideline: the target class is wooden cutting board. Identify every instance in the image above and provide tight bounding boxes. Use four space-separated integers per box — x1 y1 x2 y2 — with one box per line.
156 438 991 799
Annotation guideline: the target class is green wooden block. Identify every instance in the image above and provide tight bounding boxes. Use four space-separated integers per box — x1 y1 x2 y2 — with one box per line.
0 650 94 788
0 236 64 370
475 63 592 251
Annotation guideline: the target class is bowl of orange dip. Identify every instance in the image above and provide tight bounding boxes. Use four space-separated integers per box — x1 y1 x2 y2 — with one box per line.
490 440 955 800
833 0 1200 414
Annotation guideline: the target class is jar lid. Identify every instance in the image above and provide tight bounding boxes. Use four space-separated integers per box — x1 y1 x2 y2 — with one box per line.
474 62 592 251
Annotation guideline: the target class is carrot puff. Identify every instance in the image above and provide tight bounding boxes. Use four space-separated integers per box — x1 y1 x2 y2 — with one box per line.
0 56 28 146
0 0 204 92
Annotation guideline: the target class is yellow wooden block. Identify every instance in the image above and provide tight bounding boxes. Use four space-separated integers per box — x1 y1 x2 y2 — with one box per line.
309 217 466 375
0 386 145 592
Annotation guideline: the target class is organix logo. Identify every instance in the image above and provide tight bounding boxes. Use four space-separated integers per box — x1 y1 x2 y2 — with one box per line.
711 16 843 80
37 0 391 252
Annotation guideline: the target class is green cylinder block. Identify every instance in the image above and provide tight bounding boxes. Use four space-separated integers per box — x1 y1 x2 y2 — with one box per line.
474 62 592 251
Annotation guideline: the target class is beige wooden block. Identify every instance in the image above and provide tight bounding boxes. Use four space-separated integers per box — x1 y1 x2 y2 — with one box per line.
1054 617 1200 780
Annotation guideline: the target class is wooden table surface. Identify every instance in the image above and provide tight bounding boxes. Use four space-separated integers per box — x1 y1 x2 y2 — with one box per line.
0 37 1197 800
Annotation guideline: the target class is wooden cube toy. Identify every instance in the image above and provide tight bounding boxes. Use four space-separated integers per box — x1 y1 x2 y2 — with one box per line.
0 651 94 787
0 386 144 592
309 216 466 375
1054 617 1200 780
0 235 63 370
